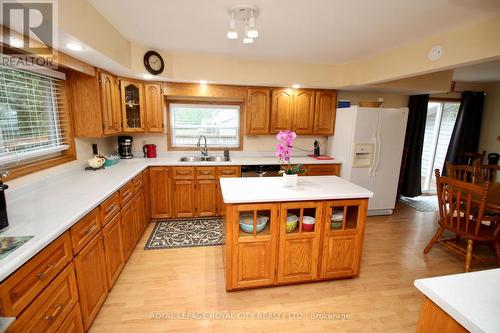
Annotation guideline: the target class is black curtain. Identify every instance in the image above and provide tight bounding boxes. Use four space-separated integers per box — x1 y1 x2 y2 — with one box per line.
443 91 485 172
399 94 429 197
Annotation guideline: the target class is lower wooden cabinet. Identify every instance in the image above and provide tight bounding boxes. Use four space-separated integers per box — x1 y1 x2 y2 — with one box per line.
56 303 85 333
74 233 108 331
304 164 340 176
134 188 146 239
102 212 124 289
277 202 323 284
149 167 171 219
172 179 196 218
7 262 79 333
121 200 136 260
216 166 241 216
142 168 151 223
196 179 217 217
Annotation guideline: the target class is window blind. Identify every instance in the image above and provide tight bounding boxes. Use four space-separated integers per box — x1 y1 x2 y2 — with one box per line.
0 65 69 166
170 103 240 148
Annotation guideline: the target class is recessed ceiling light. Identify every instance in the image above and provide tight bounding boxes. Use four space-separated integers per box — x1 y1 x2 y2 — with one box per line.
199 80 208 85
243 38 254 44
65 43 83 51
142 74 153 80
292 84 300 89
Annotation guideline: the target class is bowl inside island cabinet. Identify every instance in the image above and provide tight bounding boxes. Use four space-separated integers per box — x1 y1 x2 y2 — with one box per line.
224 198 368 291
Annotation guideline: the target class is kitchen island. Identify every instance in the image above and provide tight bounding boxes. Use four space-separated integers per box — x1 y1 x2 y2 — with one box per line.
220 176 373 291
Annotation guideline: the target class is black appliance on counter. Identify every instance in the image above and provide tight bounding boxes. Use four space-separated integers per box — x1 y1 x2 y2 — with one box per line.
118 136 133 159
0 173 9 231
241 165 281 177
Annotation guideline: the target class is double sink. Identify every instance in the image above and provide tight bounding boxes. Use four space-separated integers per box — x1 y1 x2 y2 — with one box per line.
179 156 231 162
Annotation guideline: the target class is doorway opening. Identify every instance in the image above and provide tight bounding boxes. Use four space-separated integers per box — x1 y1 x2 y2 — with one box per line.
420 100 460 193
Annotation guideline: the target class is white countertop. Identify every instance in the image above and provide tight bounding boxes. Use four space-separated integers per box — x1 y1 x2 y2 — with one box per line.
414 269 500 333
220 176 373 204
0 154 341 282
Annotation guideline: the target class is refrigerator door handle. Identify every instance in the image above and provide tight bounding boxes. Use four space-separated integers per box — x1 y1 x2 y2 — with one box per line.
372 131 382 175
369 134 377 176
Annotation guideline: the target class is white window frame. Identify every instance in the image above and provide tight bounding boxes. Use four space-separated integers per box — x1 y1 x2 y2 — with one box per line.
168 102 241 149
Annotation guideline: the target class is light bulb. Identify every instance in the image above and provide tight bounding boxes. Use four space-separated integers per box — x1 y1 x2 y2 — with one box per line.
243 37 254 44
227 14 238 39
247 11 258 38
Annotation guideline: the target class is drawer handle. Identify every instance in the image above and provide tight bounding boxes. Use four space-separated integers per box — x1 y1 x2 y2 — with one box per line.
123 191 133 201
84 224 97 235
176 170 190 175
105 203 118 214
36 263 55 280
221 170 234 175
44 303 63 321
200 171 211 175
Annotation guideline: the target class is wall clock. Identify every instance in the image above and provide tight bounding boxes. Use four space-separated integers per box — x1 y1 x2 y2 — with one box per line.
143 50 164 75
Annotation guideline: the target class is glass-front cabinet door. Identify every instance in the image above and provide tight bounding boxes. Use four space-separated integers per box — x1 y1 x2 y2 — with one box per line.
120 80 145 132
230 203 278 289
320 199 367 279
277 201 323 284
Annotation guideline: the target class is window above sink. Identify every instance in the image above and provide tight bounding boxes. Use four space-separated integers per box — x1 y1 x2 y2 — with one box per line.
168 102 241 150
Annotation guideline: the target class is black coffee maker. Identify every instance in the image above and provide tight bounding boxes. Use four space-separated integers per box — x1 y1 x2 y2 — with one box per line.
118 136 133 159
0 171 9 231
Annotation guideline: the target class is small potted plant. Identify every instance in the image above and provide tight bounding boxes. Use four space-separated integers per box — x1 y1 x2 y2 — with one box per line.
275 130 306 186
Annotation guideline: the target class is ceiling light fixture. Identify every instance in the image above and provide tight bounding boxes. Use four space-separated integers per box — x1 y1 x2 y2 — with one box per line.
66 42 83 51
292 84 300 89
226 12 238 40
226 5 259 44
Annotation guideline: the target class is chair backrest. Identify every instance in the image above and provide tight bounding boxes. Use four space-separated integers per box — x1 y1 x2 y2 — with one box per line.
434 169 491 238
456 150 486 165
477 164 500 183
446 162 479 183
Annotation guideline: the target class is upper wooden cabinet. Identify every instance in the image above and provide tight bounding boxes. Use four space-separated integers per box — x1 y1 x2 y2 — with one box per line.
246 88 271 134
294 90 316 134
270 89 295 133
120 80 145 132
144 83 164 133
314 91 337 135
66 69 121 137
99 71 121 135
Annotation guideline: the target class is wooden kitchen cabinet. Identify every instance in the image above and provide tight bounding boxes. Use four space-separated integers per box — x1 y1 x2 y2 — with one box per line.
313 91 337 135
216 166 241 216
66 69 121 137
133 188 146 239
74 233 108 331
56 303 85 333
246 88 271 134
270 88 295 133
102 212 124 289
142 168 151 223
172 179 196 218
196 179 218 217
293 90 316 134
149 167 171 219
69 207 101 255
319 199 367 279
144 83 164 132
121 200 137 260
304 164 340 176
277 202 323 284
227 203 279 289
120 79 145 132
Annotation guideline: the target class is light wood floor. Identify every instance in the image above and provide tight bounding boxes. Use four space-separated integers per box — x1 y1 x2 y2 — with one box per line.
88 203 486 333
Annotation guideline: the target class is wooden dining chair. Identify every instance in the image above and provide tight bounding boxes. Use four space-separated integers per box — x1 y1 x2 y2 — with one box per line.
446 162 479 184
456 150 486 165
477 164 500 183
424 169 500 272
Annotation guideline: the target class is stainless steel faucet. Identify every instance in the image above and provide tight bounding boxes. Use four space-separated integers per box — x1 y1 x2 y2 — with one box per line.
197 135 208 156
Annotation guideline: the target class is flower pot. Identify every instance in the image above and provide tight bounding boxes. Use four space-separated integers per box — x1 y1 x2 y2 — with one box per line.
283 173 298 187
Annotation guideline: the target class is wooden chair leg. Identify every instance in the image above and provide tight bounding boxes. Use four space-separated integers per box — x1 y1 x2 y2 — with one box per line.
494 241 500 268
424 227 444 254
465 239 474 272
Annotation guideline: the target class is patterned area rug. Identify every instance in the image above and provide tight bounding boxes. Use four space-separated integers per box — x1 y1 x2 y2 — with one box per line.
145 218 223 250
399 195 439 212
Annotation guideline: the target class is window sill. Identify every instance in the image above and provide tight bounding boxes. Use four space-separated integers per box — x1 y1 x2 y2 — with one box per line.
3 154 76 182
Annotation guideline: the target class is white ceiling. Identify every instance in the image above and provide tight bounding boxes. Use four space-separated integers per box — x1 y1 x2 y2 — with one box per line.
88 0 500 64
453 59 500 82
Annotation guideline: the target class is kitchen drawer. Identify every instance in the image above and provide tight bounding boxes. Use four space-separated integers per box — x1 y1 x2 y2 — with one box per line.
0 232 73 317
56 303 84 333
119 181 134 207
70 208 101 254
172 167 195 179
100 192 120 227
196 167 216 179
132 173 144 192
8 262 79 333
305 164 340 176
217 166 241 178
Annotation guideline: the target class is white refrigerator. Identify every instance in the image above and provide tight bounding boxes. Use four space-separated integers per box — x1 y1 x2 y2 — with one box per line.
327 106 409 215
